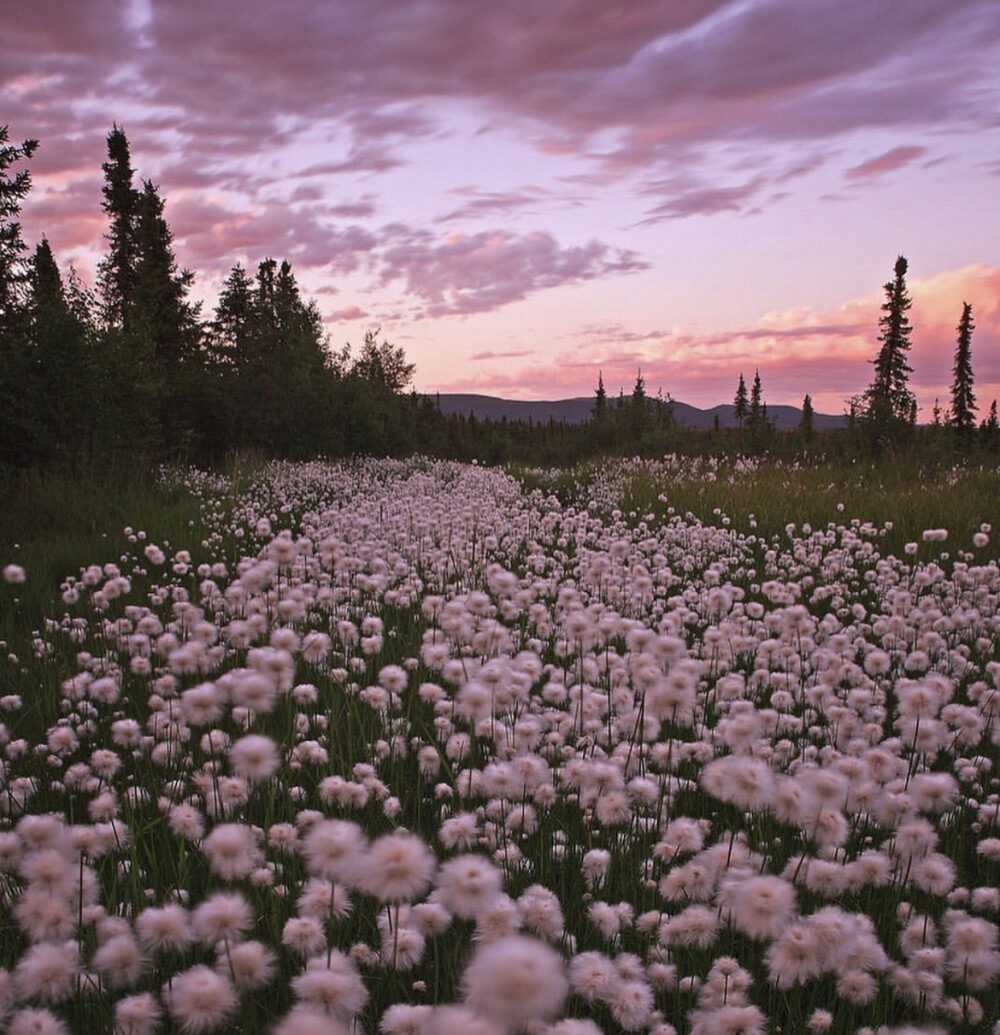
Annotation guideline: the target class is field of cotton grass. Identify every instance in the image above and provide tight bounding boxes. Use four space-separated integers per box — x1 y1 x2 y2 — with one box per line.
0 455 998 1035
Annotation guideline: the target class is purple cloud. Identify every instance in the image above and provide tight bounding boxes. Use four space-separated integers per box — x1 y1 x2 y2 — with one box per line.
378 228 648 317
846 146 928 180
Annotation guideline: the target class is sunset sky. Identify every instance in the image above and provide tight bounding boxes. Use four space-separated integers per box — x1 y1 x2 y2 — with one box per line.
5 0 999 414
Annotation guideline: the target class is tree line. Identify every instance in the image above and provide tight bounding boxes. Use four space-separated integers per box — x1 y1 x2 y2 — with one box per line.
0 125 432 469
1 125 996 472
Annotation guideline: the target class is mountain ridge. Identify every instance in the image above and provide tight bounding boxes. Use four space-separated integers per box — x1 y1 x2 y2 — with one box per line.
425 393 847 430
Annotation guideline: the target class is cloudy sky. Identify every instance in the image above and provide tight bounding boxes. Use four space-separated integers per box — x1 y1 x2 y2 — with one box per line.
5 0 999 413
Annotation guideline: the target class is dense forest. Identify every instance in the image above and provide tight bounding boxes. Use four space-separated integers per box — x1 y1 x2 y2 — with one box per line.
1 125 997 473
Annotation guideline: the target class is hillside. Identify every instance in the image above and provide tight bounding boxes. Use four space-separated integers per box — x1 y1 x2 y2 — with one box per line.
427 393 847 430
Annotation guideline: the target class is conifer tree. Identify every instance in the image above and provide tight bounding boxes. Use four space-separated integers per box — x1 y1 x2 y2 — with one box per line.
0 127 40 467
949 302 976 437
98 125 139 330
0 127 38 328
749 369 763 430
593 370 607 421
26 238 95 458
799 393 814 440
865 255 916 435
733 372 748 429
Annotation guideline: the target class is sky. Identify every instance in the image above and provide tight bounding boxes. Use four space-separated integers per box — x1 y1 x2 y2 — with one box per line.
4 0 1000 415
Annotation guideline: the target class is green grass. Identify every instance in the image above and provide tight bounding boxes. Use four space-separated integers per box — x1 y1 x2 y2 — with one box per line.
516 454 999 560
0 463 209 623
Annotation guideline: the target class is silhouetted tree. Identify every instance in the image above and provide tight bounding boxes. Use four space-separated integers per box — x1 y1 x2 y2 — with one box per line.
864 255 916 438
351 328 415 393
0 127 40 467
593 370 607 421
799 393 814 440
949 302 976 438
749 369 763 430
733 372 748 430
98 125 139 331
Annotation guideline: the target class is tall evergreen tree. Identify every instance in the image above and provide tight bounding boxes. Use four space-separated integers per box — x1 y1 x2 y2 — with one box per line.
25 238 95 458
733 372 748 429
98 125 140 330
0 127 40 467
593 370 607 421
865 255 916 434
749 369 763 430
798 393 814 440
949 302 976 437
0 127 38 329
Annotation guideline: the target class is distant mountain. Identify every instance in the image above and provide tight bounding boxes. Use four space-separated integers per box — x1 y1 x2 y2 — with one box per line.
426 393 847 430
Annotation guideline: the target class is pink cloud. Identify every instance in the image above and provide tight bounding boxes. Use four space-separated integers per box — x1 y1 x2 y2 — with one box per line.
329 304 368 321
431 264 1000 417
846 145 927 180
378 228 648 317
469 349 535 362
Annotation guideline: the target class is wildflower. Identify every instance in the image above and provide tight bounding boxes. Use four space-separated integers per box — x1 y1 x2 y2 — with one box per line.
722 874 796 941
701 755 775 812
608 978 655 1031
8 1010 70 1035
137 903 192 954
765 922 823 989
202 823 260 881
273 1007 353 1035
14 940 79 1003
191 892 252 947
462 934 568 1030
114 992 162 1035
3 564 26 584
436 854 504 919
569 951 617 1001
439 812 480 850
282 917 327 957
228 734 280 783
361 830 436 903
379 1004 434 1035
291 952 368 1018
217 940 275 991
424 1005 504 1035
379 922 426 970
165 965 237 1033
92 933 145 989
302 820 367 885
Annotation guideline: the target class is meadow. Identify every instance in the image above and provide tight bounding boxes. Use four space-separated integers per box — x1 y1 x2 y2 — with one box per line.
0 454 998 1035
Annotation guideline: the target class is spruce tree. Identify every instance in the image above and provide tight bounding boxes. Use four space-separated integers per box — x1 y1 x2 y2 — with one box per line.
98 125 139 330
865 255 916 436
0 127 38 329
799 393 814 440
949 302 976 437
733 372 748 429
593 370 607 421
0 127 40 467
26 238 95 459
749 369 763 430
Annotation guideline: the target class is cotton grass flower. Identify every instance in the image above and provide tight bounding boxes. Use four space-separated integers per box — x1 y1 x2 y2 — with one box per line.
462 934 568 1030
228 734 280 782
291 951 368 1018
361 830 436 903
302 819 368 885
8 1010 70 1035
113 992 162 1035
164 965 237 1033
14 940 79 1003
273 1006 353 1035
436 853 504 919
